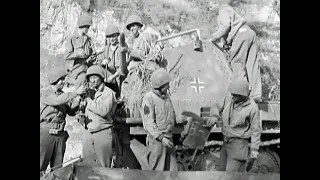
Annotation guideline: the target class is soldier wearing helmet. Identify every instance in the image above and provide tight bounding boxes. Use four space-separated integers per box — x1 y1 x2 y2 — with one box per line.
40 67 87 172
64 13 94 89
210 4 262 102
125 15 154 72
140 68 179 170
97 24 128 98
206 78 261 172
80 65 117 168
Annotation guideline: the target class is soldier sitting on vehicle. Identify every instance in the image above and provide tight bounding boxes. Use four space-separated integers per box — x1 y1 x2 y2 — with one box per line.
124 15 163 72
206 78 262 172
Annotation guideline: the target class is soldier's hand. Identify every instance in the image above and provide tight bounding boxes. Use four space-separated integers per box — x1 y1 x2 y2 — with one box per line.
204 117 217 127
107 76 114 83
80 99 87 107
76 85 87 95
162 137 174 148
250 150 259 159
119 46 128 53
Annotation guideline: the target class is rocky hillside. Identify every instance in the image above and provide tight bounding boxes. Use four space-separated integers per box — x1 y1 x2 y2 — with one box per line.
40 0 280 98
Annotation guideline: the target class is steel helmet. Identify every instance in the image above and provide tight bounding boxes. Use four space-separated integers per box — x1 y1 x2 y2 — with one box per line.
228 78 250 96
150 68 173 89
86 65 105 79
105 24 120 37
77 13 93 28
125 15 144 30
49 68 67 85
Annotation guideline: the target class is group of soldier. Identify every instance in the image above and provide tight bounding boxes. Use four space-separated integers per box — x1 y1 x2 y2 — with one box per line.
40 4 262 174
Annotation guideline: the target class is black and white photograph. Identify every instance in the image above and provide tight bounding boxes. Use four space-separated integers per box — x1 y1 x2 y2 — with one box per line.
40 0 280 179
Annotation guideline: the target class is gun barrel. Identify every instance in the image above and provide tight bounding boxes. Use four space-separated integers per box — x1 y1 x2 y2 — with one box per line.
156 28 201 43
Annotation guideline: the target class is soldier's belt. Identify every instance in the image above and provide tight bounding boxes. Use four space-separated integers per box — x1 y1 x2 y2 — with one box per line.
40 122 65 130
223 136 249 143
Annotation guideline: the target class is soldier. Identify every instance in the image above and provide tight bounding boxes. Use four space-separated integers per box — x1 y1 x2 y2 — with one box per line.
40 68 87 172
125 15 154 72
64 13 94 89
210 4 262 102
81 65 117 167
206 78 261 172
98 24 128 98
140 68 178 171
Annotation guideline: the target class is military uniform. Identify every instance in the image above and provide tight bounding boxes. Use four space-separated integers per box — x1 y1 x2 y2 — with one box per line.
140 69 178 171
124 15 154 72
97 25 128 98
212 4 262 100
65 13 94 89
40 69 80 172
82 65 117 167
121 15 158 95
209 79 261 172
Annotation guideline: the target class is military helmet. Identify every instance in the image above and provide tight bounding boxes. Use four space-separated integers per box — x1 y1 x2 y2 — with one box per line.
228 78 250 96
78 13 93 28
86 65 105 79
105 24 120 37
125 15 144 30
150 68 173 89
49 68 67 85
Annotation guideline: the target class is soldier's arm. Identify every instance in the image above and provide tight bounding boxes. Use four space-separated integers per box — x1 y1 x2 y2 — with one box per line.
64 37 75 60
141 96 163 140
84 37 93 56
100 46 110 66
212 7 231 40
209 96 227 122
41 90 78 106
250 106 262 152
129 34 152 61
86 91 116 118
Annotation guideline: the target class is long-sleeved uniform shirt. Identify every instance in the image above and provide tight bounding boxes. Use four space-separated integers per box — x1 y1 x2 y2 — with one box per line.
141 90 177 140
85 83 117 133
127 32 153 71
64 33 93 65
209 95 261 151
96 43 129 81
40 86 79 124
213 4 246 44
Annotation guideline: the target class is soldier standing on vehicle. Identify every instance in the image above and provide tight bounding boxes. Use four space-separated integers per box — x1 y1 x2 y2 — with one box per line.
81 65 117 167
206 78 261 172
140 68 178 171
64 13 95 89
210 4 262 102
97 24 128 98
40 68 87 172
